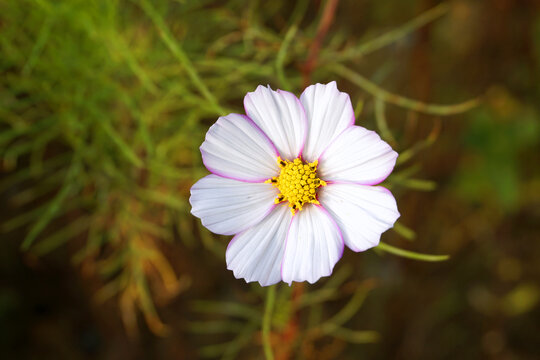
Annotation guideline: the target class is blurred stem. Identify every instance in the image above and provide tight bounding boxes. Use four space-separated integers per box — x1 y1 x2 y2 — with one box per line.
331 64 480 115
262 285 276 360
278 282 305 359
377 242 449 262
324 2 449 62
302 0 340 87
22 13 54 76
138 0 225 115
275 0 309 91
275 26 296 91
374 97 397 147
21 158 80 250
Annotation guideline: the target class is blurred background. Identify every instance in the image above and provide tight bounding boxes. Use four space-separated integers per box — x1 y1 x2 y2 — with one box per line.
1 0 539 359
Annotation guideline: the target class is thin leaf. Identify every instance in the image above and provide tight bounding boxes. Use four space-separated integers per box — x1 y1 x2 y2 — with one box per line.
275 0 309 91
387 169 437 190
136 274 169 336
331 64 480 116
331 327 380 344
374 97 397 147
191 301 261 321
326 3 450 61
8 169 66 206
3 127 59 161
393 222 416 241
198 322 258 359
353 98 365 120
94 275 126 303
396 120 441 166
138 0 224 115
33 216 91 255
221 322 259 360
96 120 144 168
377 242 449 262
22 13 55 75
136 188 188 211
319 281 375 334
299 264 353 308
21 161 79 250
122 212 170 240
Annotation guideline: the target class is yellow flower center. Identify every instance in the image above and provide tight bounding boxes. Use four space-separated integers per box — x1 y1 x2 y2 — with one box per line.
265 157 327 215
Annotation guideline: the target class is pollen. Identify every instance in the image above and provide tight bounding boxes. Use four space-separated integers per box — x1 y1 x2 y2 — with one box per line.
265 157 327 215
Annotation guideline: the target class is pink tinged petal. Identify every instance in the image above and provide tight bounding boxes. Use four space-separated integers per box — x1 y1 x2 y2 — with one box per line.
226 205 292 286
319 125 398 185
200 113 280 182
300 81 355 162
190 175 279 236
244 85 307 160
319 183 400 252
281 205 344 285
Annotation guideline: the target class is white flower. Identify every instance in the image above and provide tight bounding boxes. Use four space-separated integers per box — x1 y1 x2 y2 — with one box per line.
190 82 400 286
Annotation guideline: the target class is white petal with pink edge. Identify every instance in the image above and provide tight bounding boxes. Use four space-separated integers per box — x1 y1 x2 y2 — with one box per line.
318 125 398 185
190 175 278 236
319 183 400 252
244 85 307 160
300 81 355 162
200 113 280 182
281 205 344 285
226 205 292 286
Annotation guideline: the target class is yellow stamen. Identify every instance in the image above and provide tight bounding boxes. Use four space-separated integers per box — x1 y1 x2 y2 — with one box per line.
265 157 327 215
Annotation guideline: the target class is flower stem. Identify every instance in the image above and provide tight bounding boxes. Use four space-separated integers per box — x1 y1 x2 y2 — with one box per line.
262 285 276 360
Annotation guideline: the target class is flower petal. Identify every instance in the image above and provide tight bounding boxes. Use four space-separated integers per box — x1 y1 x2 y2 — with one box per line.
300 81 355 162
244 85 307 160
200 113 280 182
281 205 344 285
226 205 292 286
190 175 278 236
319 125 398 185
319 183 400 252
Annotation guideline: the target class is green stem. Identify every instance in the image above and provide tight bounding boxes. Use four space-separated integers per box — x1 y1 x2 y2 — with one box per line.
262 285 276 360
275 0 309 91
138 0 225 115
377 242 449 262
374 97 397 146
275 25 298 92
331 64 480 116
323 3 449 62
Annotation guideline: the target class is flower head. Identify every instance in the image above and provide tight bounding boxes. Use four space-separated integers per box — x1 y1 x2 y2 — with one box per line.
190 82 400 286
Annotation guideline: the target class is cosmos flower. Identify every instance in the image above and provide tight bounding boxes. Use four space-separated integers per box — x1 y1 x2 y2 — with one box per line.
190 82 400 286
